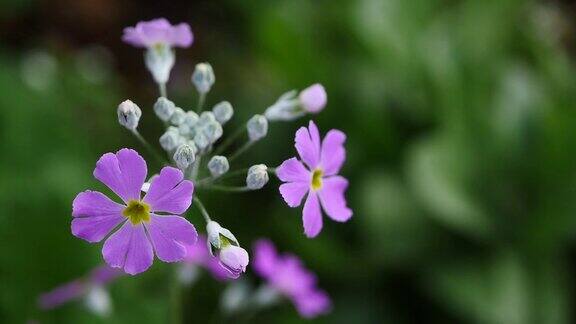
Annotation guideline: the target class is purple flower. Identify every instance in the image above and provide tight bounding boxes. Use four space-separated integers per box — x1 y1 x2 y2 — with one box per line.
253 239 331 318
182 234 232 281
276 121 352 238
299 84 327 113
72 148 197 275
122 18 193 48
38 266 122 310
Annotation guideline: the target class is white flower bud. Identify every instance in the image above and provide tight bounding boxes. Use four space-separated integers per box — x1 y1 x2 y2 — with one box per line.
205 221 249 278
198 111 216 126
246 115 268 141
191 62 215 94
184 111 199 127
159 127 181 151
193 132 210 150
208 155 229 177
170 107 186 126
154 97 176 121
212 101 234 124
246 164 269 189
117 100 142 130
203 121 223 143
173 143 196 170
144 45 175 84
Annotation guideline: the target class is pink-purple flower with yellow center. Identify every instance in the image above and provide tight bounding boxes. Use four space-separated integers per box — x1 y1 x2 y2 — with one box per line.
38 265 123 310
72 148 197 275
182 234 232 281
276 121 352 238
122 18 193 49
253 239 331 318
299 84 327 113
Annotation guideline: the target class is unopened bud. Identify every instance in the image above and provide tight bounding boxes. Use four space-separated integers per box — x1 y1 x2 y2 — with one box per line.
246 164 269 189
191 63 215 94
198 111 216 126
154 97 176 122
212 101 234 124
117 100 142 130
208 156 229 177
193 132 210 151
170 107 186 126
203 121 223 143
246 115 268 141
173 143 196 170
159 127 181 151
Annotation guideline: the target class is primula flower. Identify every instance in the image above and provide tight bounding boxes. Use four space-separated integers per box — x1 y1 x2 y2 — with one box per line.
276 121 352 238
72 148 197 275
206 221 249 278
253 239 331 318
38 265 123 315
122 18 193 48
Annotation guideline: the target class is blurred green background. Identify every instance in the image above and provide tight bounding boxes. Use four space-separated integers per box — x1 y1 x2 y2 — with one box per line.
1 0 576 323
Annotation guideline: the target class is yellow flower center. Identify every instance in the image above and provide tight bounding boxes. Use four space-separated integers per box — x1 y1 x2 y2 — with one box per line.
123 200 151 225
311 168 324 191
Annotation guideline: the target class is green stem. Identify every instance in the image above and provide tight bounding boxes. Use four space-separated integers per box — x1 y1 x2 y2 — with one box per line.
191 155 202 180
159 82 167 98
212 127 245 156
228 141 255 163
197 92 206 112
195 168 249 186
131 130 169 165
198 185 252 193
193 196 211 223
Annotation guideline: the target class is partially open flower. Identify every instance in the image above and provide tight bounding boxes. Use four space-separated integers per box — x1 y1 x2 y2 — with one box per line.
206 221 249 278
299 84 327 113
123 19 193 85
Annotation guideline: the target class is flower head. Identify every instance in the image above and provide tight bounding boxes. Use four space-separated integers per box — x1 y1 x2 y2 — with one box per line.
122 18 193 48
38 265 123 314
253 239 331 318
276 121 352 237
72 148 198 275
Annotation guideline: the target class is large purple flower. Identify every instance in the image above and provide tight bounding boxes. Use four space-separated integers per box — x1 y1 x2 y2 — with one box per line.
72 148 197 275
122 18 193 48
276 121 352 238
253 239 331 318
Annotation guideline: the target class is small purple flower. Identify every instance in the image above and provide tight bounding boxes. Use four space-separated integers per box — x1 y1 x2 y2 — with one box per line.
253 239 331 318
122 18 193 48
72 148 197 275
276 121 352 238
206 220 250 278
182 234 232 281
38 265 122 310
299 84 327 113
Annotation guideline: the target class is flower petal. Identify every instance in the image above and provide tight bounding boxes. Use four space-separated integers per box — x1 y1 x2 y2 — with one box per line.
71 191 126 243
143 167 194 214
146 214 197 262
302 193 323 238
318 176 353 222
93 149 147 203
320 130 346 176
276 157 310 183
170 23 194 47
253 239 278 278
38 280 85 310
102 223 154 275
295 121 321 169
294 290 332 318
279 182 310 207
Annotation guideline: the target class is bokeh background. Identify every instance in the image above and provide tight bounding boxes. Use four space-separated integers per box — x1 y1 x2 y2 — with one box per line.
2 0 576 323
